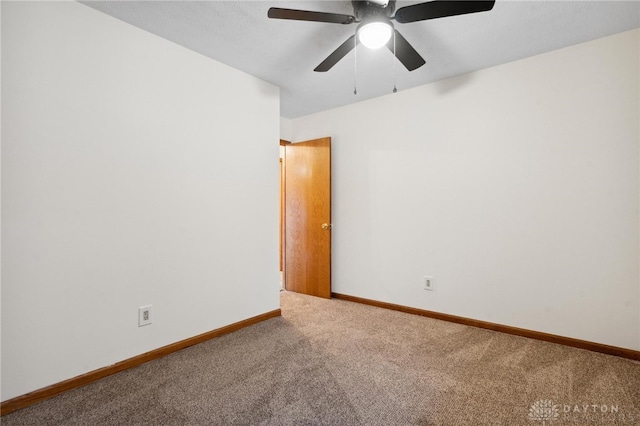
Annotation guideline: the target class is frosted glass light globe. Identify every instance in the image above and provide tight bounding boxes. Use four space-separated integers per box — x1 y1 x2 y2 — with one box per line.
358 21 392 49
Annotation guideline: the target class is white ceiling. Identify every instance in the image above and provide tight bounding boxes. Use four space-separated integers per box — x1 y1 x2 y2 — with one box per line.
82 1 640 118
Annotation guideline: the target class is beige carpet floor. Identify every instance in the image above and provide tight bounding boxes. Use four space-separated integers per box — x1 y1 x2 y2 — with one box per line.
3 291 640 425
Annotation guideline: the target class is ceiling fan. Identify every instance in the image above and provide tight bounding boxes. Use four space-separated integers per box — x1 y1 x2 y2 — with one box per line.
268 0 495 72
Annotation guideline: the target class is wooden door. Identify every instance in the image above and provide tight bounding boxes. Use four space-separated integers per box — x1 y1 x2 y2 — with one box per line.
284 137 331 298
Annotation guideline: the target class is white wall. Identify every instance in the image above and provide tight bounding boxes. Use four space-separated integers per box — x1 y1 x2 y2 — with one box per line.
1 1 280 401
280 117 293 142
290 29 640 351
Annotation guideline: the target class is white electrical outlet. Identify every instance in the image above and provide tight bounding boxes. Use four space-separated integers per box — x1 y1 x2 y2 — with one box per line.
139 305 152 327
424 276 435 291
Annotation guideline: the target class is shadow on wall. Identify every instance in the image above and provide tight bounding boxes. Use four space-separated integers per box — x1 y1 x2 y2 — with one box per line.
432 72 475 95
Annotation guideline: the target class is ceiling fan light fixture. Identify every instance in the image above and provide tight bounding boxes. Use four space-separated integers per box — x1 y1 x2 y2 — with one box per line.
358 21 393 49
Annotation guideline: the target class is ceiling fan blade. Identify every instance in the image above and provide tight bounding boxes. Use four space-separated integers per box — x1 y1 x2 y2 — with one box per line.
394 1 495 24
268 7 355 24
314 35 359 72
386 30 426 71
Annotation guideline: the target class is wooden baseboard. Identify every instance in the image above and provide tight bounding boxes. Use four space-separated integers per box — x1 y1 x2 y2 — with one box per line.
1 309 281 416
331 292 640 361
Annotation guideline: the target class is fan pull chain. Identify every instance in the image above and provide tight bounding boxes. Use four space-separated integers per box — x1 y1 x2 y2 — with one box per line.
353 33 358 95
392 30 397 94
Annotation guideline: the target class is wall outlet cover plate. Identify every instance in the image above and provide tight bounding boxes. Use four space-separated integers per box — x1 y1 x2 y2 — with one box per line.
139 305 152 327
424 276 435 291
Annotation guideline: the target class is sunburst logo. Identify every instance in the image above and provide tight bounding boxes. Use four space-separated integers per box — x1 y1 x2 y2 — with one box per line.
529 399 560 425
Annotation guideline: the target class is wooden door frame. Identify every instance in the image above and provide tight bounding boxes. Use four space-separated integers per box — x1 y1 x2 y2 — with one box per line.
279 140 290 274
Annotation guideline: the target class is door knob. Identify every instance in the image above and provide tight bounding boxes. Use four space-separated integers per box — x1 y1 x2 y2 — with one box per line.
321 223 332 230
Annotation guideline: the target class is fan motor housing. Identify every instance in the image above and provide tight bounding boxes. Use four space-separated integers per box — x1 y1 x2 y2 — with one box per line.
352 0 396 21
